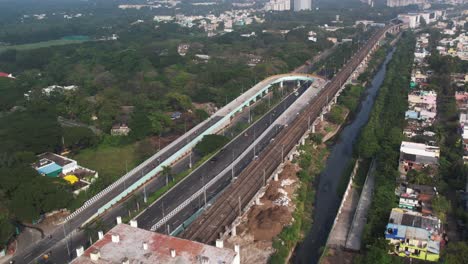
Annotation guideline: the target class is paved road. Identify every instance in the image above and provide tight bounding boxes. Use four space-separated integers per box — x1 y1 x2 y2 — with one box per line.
12 115 224 264
135 81 315 232
10 82 309 264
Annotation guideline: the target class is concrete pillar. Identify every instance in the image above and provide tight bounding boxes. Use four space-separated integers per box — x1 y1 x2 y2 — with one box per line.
280 81 283 88
274 173 279 181
328 104 331 111
76 246 84 257
297 80 300 87
232 225 237 237
320 114 324 122
233 245 241 264
311 124 315 133
216 239 224 248
98 231 104 240
334 96 337 104
116 216 122 225
255 196 261 205
130 220 138 228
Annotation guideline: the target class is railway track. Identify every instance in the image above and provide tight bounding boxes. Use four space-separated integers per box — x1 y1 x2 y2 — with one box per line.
181 26 394 244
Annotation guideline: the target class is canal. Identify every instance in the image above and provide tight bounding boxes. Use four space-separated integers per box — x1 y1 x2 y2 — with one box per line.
293 47 396 264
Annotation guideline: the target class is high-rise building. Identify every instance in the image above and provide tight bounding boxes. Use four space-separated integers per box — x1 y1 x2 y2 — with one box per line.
360 0 374 7
386 0 426 7
294 0 312 11
264 0 291 11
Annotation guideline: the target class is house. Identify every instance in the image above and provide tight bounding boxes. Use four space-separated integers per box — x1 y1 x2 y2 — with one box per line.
385 208 443 262
111 123 131 136
32 152 97 195
400 141 440 165
0 72 15 79
71 224 239 264
33 152 78 176
397 184 436 215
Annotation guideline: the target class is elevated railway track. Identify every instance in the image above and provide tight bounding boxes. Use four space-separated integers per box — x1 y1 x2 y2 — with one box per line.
181 25 398 244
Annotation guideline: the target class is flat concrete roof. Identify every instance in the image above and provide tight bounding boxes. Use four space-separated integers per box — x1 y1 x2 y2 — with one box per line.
72 224 237 264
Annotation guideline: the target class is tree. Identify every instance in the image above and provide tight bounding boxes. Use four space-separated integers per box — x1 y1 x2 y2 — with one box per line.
194 134 229 156
165 92 192 111
0 211 14 246
63 127 98 151
432 196 451 223
442 242 468 264
148 112 173 135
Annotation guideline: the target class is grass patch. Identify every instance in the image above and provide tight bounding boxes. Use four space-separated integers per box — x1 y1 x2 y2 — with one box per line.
72 143 139 183
0 38 90 53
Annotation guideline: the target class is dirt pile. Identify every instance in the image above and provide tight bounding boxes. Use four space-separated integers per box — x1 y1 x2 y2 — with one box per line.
247 206 291 241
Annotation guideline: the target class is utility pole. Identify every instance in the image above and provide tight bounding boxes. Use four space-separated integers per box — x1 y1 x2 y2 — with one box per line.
189 152 192 169
238 196 242 216
63 223 70 259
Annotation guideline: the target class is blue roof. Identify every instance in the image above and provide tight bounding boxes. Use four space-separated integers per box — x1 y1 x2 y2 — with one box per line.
405 110 420 120
37 162 62 175
385 223 407 240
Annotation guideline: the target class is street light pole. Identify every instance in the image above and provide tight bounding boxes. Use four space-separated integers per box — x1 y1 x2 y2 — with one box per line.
62 223 70 259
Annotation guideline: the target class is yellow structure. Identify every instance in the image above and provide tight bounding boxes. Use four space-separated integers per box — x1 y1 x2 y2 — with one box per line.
64 175 79 185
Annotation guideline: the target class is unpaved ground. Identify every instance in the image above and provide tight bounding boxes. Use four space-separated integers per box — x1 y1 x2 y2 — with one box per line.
226 162 300 263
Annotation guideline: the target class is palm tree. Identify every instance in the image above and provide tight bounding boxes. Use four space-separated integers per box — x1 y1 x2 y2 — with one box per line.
161 165 172 185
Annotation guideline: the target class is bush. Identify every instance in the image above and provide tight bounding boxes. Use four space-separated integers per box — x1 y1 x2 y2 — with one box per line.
194 134 229 156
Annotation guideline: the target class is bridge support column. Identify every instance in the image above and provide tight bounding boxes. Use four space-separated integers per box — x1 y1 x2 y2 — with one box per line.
256 196 261 205
311 124 315 133
320 114 324 122
232 225 237 237
327 104 332 111
274 173 279 181
297 80 300 87
280 81 283 88
116 216 122 224
76 246 84 257
334 96 338 104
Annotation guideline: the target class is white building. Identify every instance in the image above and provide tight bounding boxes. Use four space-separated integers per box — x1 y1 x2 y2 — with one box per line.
264 0 291 11
294 0 312 11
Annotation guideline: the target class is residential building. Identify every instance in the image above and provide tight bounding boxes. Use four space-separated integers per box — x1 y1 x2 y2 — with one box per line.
385 208 443 262
0 72 15 79
397 184 436 215
400 141 440 165
294 0 311 11
264 0 291 11
111 124 131 136
387 0 426 7
32 152 97 195
72 224 240 264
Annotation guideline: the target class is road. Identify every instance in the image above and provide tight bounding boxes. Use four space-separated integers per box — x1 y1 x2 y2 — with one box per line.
135 80 322 234
181 25 399 245
11 81 311 264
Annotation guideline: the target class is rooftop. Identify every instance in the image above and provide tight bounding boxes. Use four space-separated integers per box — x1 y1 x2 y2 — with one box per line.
35 152 73 168
72 224 237 264
400 141 440 159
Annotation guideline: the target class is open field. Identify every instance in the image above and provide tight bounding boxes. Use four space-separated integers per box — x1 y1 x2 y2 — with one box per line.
0 38 90 53
72 144 138 183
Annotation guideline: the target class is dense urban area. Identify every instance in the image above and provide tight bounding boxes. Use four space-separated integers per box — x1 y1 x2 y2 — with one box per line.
0 0 467 263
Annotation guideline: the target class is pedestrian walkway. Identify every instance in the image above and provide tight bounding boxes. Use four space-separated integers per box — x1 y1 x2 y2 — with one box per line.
345 159 376 251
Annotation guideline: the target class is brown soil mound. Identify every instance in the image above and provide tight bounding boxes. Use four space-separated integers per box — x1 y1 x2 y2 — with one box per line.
248 206 291 241
264 181 281 201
